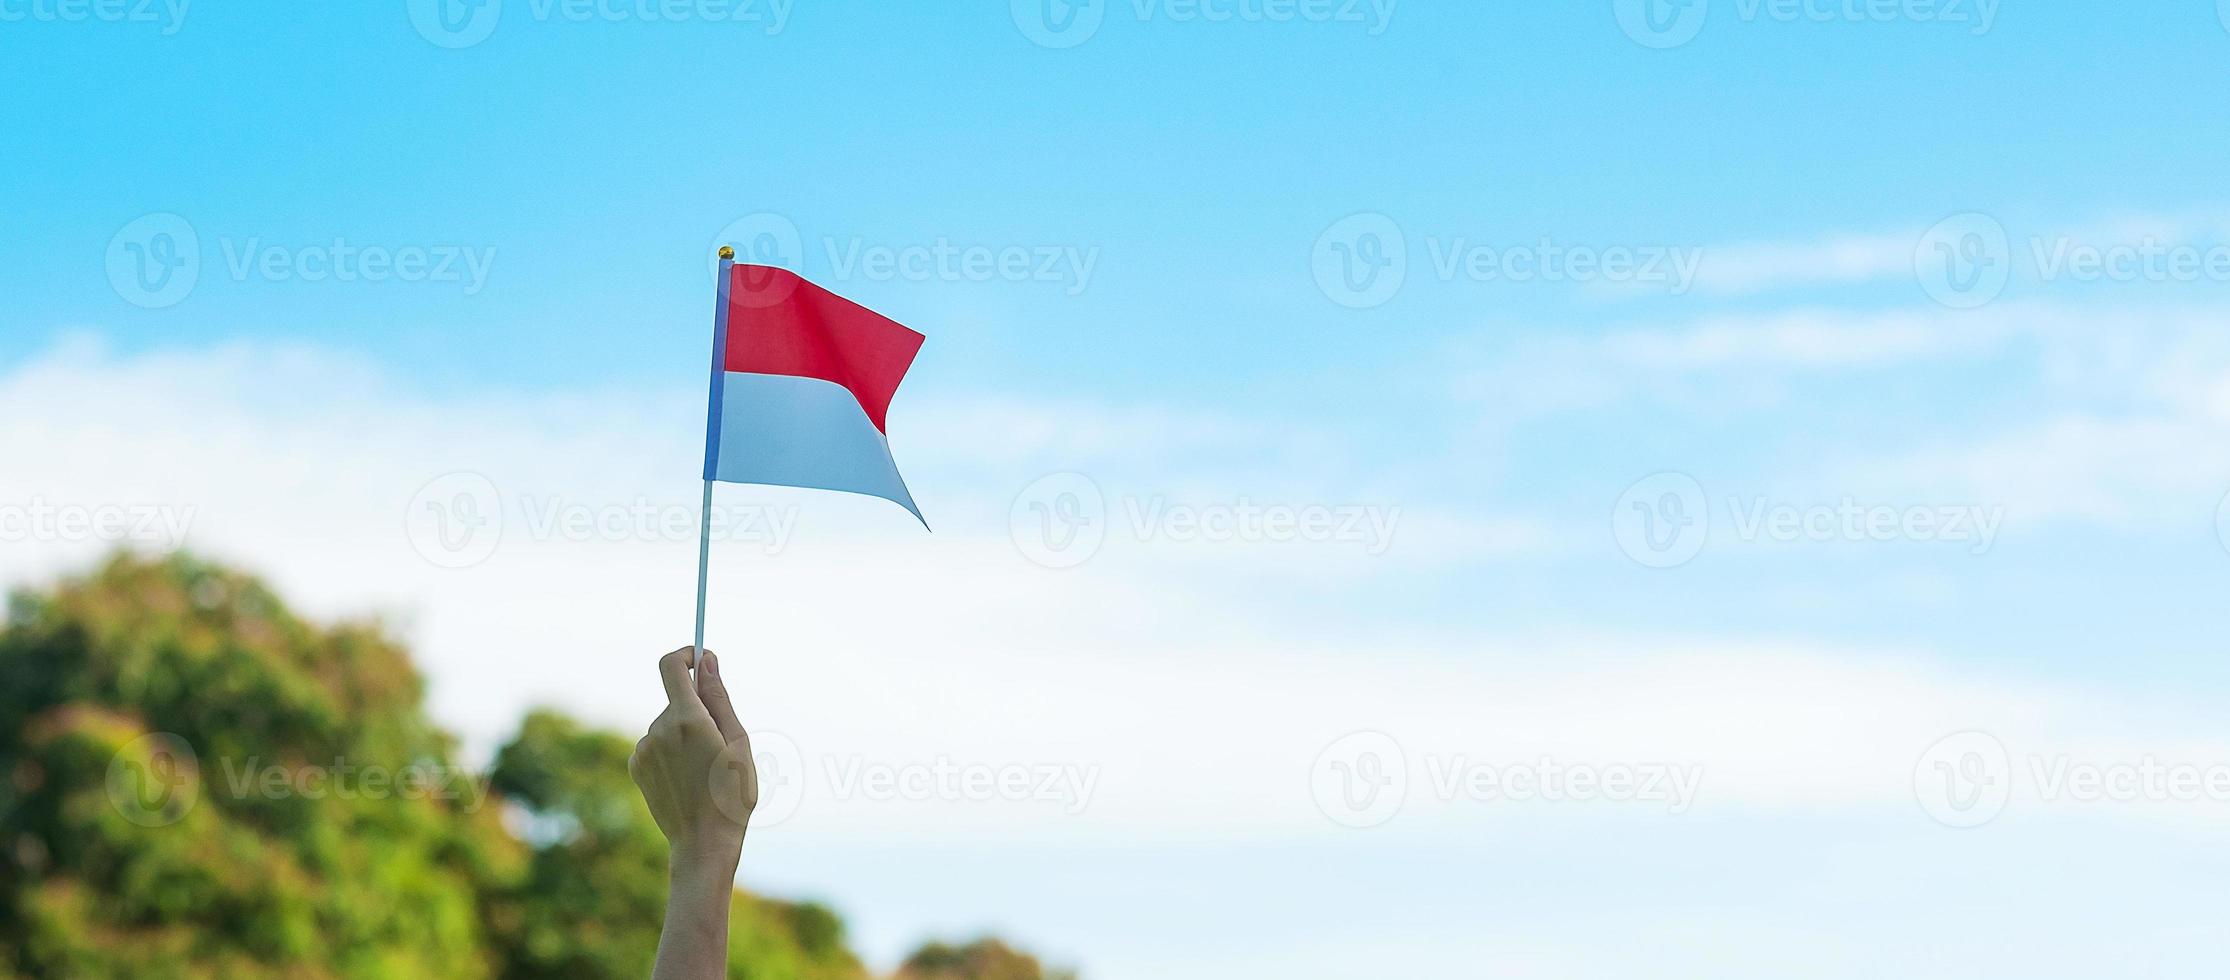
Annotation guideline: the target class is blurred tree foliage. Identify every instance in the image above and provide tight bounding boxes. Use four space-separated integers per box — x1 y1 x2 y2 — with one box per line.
485 710 862 980
897 939 1075 980
0 553 518 979
0 554 1065 980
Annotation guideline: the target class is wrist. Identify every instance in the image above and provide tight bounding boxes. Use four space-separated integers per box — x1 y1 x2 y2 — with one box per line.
668 837 744 888
659 842 738 970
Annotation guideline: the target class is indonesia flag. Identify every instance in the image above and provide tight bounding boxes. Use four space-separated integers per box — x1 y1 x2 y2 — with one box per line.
701 255 926 523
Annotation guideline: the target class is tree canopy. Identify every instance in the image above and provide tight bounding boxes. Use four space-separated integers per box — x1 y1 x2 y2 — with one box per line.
0 554 1065 980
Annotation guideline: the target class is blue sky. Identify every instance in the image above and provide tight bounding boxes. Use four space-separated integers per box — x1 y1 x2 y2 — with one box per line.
11 2 2230 976
13 1 2230 393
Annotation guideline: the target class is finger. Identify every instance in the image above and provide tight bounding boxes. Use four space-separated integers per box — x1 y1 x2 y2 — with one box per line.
658 646 703 710
696 650 745 742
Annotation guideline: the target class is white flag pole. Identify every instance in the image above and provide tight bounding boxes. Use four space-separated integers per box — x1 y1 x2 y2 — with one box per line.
692 475 714 655
695 245 736 655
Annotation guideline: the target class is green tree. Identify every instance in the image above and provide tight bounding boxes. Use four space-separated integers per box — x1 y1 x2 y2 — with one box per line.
897 938 1074 980
0 553 1058 980
486 710 864 980
0 553 523 979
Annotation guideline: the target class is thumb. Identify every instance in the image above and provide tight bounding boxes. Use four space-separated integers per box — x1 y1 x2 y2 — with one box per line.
696 651 745 742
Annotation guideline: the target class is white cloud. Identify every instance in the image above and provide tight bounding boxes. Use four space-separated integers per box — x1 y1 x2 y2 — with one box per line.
1455 302 2045 429
1450 298 2230 540
1690 229 1921 295
1839 413 2230 525
1595 304 2020 369
1797 305 2230 526
5 338 2223 840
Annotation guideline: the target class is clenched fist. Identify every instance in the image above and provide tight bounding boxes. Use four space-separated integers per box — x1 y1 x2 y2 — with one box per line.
630 646 758 864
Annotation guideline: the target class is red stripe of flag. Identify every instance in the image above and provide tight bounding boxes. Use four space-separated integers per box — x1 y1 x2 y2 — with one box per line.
724 264 925 434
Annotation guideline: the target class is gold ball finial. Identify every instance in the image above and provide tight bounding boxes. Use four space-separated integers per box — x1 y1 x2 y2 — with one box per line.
718 245 735 260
